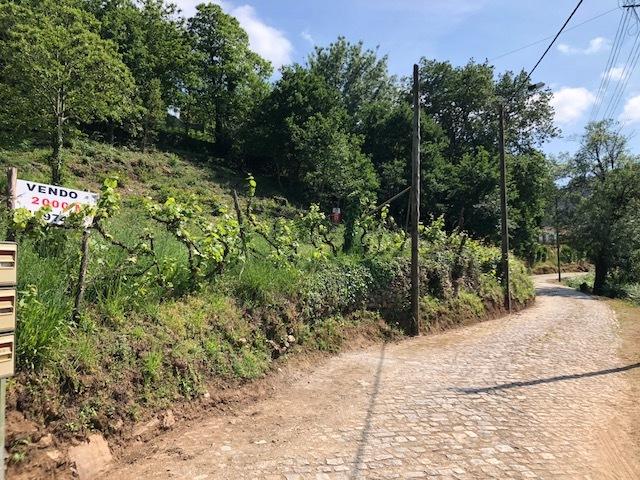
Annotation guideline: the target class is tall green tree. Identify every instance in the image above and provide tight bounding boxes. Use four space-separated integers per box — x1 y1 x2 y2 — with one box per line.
292 110 379 251
86 0 194 145
565 120 640 294
418 60 557 160
308 37 395 126
415 59 556 253
188 3 271 149
243 65 342 184
509 152 554 265
0 0 134 184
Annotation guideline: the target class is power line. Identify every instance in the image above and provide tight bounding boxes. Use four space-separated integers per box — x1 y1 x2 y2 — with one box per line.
590 8 631 121
527 0 585 81
490 6 619 62
603 26 640 119
509 0 585 101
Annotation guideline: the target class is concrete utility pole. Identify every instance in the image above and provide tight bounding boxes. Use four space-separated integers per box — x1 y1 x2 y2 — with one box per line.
498 104 511 313
410 64 421 336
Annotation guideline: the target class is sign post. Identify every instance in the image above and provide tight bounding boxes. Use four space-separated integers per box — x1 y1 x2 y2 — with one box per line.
1 170 98 476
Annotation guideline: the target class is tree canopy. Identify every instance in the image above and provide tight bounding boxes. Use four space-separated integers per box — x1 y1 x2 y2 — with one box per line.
0 0 564 262
563 120 640 294
0 0 134 184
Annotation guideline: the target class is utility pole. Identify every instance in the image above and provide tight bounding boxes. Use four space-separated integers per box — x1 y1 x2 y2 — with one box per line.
498 103 511 313
555 194 561 282
410 64 421 336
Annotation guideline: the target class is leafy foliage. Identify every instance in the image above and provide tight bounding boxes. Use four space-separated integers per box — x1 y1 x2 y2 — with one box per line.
0 0 134 183
563 121 640 294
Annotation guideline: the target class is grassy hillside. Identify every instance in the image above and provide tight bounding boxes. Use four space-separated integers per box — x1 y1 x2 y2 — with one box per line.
0 140 534 474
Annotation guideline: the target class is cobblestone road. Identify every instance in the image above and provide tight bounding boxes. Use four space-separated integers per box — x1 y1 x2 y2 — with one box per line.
104 275 640 479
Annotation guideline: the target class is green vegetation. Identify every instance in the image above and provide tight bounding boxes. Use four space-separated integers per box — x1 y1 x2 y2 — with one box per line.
1 1 557 262
0 143 534 441
558 120 640 298
0 0 546 461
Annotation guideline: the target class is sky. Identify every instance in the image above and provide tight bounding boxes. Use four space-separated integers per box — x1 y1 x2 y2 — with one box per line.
173 0 640 156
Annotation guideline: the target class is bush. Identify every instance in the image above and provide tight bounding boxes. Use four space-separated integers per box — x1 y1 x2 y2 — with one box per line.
3 157 538 447
299 257 373 321
623 283 640 305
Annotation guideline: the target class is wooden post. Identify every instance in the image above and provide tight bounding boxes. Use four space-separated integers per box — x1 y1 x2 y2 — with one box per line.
498 103 511 313
72 228 91 323
232 189 247 257
410 64 421 336
6 168 17 242
555 194 561 282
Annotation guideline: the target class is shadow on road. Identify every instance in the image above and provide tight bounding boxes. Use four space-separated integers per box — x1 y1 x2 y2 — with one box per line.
535 285 596 299
455 362 640 394
350 343 386 480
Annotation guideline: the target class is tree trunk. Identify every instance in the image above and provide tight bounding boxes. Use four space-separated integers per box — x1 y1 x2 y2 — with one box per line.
593 254 608 295
51 116 64 185
72 229 91 323
141 125 149 153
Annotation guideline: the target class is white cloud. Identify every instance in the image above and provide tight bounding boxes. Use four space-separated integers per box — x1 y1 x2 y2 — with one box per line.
602 66 626 81
301 30 315 45
174 1 293 69
557 36 609 55
550 87 596 124
619 94 640 124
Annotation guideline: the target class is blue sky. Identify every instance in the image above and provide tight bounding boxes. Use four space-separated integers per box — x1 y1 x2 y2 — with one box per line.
174 0 640 156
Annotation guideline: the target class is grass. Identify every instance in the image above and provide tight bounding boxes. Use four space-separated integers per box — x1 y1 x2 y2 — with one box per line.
563 273 594 290
0 139 536 457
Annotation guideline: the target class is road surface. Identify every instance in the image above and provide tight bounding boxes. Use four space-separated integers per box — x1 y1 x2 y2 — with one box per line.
102 275 640 479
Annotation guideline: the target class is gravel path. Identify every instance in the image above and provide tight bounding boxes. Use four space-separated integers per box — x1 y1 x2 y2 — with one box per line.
103 275 640 479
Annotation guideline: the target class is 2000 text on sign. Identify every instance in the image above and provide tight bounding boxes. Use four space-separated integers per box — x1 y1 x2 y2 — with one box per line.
15 180 99 225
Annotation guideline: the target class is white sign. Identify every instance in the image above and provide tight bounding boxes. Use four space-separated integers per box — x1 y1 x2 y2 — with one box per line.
15 179 99 225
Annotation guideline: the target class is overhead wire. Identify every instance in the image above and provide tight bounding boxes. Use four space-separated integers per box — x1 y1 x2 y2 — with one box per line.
505 0 585 105
590 8 631 121
489 6 619 63
603 27 640 119
594 3 640 121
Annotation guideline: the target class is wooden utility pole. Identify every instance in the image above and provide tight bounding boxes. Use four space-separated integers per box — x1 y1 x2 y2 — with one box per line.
498 104 511 313
410 64 421 336
555 195 561 282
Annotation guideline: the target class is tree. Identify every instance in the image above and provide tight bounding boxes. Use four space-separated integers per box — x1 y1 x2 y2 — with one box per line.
508 152 554 266
243 65 342 184
308 37 395 126
0 0 134 184
414 58 557 255
418 60 557 160
86 0 194 145
140 78 165 151
566 120 640 294
188 3 271 149
292 110 379 251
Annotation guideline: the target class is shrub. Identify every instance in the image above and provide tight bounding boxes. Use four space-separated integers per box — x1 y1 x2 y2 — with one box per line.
509 257 535 305
299 257 373 321
623 283 640 305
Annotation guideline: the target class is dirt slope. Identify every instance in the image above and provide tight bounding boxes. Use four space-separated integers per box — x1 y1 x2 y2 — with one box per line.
101 275 640 479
